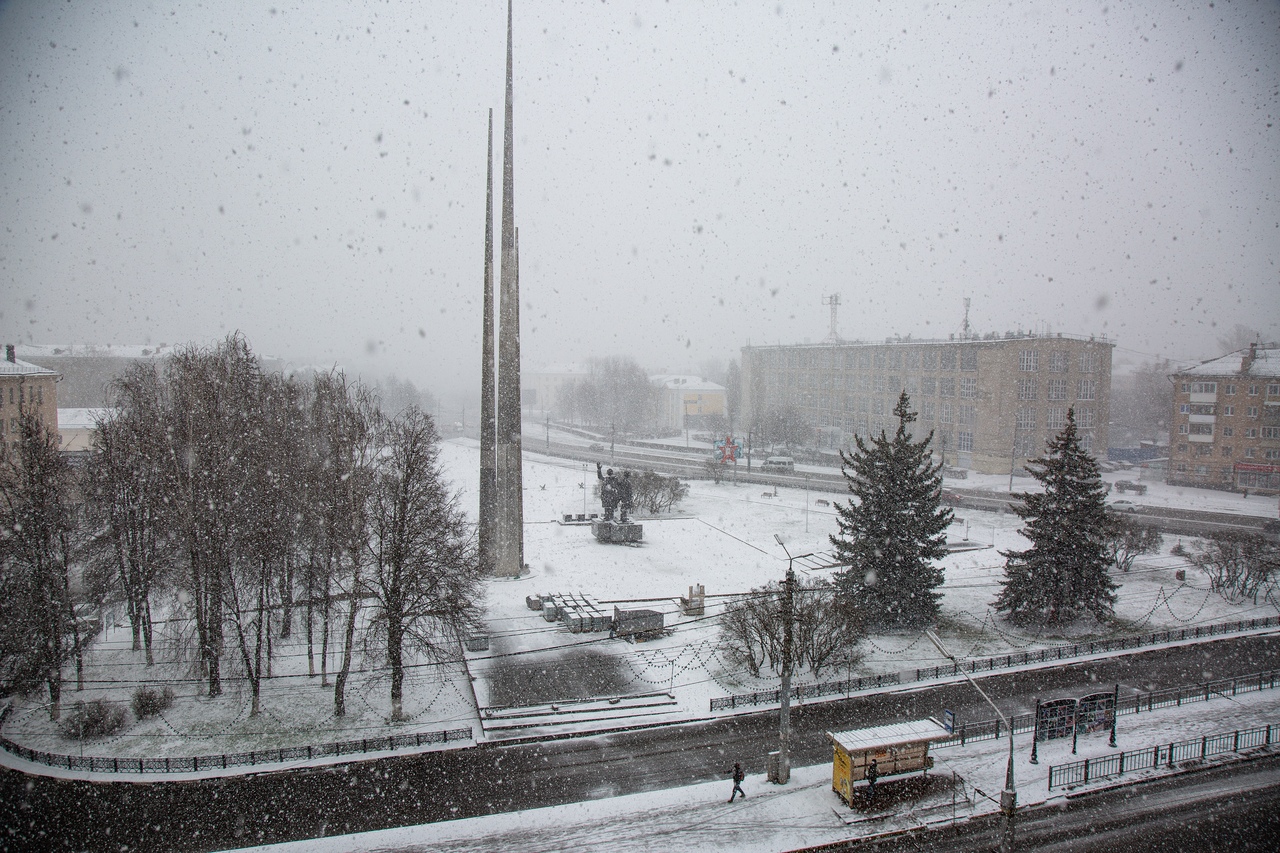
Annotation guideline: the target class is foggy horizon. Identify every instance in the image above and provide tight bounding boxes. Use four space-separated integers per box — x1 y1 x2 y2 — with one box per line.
2 1 1277 403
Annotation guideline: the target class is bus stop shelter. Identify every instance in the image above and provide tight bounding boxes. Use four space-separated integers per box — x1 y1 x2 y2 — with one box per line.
827 718 951 805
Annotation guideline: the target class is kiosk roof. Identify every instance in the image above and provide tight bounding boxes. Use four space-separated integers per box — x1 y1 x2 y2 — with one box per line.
828 718 950 752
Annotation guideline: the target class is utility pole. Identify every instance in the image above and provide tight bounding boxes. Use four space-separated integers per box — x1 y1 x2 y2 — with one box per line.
772 535 812 786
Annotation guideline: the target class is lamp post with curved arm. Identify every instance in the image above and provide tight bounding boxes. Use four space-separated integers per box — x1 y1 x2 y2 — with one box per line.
927 630 1016 853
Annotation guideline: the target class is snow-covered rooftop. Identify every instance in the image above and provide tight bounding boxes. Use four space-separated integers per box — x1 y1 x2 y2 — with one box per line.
0 356 57 377
1178 345 1280 379
651 374 725 392
57 408 113 429
828 719 951 752
17 343 176 359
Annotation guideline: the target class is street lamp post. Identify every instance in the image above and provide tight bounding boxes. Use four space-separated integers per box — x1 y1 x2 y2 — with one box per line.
926 630 1016 853
773 534 813 786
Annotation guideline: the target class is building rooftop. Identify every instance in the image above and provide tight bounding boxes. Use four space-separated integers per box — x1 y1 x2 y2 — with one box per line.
0 355 58 378
744 330 1113 350
56 408 114 429
650 375 725 392
1178 345 1280 379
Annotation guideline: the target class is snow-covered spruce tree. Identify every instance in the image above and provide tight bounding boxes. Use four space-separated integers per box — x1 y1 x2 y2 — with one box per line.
831 392 952 629
995 408 1118 625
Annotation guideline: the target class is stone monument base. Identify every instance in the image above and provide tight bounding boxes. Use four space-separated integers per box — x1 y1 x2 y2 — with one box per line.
591 519 643 544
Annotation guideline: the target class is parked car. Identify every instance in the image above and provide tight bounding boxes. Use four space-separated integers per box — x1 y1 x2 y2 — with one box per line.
1108 499 1139 513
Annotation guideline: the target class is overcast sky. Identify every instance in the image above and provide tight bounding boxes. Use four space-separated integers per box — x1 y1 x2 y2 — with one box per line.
1 0 1277 400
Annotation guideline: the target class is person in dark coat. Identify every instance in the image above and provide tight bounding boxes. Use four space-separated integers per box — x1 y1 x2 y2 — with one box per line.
866 758 878 800
727 762 746 802
596 462 618 520
618 470 634 522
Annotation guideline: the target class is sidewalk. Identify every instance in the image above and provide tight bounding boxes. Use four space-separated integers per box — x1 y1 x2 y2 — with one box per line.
237 682 1280 853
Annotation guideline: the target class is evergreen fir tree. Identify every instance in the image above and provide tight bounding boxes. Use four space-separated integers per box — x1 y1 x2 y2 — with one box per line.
995 408 1118 625
831 392 952 628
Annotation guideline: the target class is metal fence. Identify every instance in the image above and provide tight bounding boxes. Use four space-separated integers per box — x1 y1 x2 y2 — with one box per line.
709 672 901 712
710 615 1280 711
0 725 472 775
1048 723 1278 788
929 668 1280 750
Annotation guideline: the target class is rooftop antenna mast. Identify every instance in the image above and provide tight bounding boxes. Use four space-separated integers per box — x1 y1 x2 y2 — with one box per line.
962 297 972 339
823 293 842 342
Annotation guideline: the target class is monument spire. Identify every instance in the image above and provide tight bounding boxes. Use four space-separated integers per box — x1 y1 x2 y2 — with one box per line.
494 0 524 577
478 108 496 575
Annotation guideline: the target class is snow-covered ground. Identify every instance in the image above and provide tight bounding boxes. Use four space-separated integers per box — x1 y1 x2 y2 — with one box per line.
236 682 1280 853
3 437 1277 772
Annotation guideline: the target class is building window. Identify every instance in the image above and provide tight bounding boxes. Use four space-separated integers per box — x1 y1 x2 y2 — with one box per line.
1178 444 1188 453
1081 433 1094 453
960 350 977 371
1265 450 1280 461
1246 448 1255 458
921 350 937 370
1019 350 1038 372
1178 424 1189 435
940 349 957 370
957 431 973 452
1248 385 1259 396
1016 408 1036 430
1223 427 1234 437
1262 427 1280 440
1246 428 1258 438
1017 379 1037 401
959 378 977 399
1047 408 1067 430
940 403 953 425
1190 424 1213 436
905 350 920 369
1223 405 1234 416
1222 446 1233 457
1224 384 1236 395
1047 378 1067 401
1195 464 1210 475
1269 384 1280 396
1195 444 1213 456
1079 351 1099 374
1077 379 1097 401
1078 408 1095 429
1249 407 1260 418
1190 382 1217 394
921 377 936 396
888 351 901 369
939 378 955 398
873 352 886 369
1049 351 1069 373
922 400 935 420
1179 403 1190 414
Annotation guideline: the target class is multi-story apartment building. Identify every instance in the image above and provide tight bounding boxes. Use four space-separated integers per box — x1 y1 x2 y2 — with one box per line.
740 332 1113 475
1168 343 1280 494
1 344 60 450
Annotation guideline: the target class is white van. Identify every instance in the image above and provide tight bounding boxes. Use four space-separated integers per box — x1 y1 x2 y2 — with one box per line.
761 456 795 473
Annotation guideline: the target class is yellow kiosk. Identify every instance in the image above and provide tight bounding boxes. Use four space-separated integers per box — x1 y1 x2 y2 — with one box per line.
827 718 951 805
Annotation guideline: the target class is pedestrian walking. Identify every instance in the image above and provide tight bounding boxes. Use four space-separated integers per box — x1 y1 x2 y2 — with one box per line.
866 758 878 801
727 762 746 802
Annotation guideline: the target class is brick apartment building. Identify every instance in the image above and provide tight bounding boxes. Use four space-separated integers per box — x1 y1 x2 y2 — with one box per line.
740 332 1113 475
1168 343 1280 494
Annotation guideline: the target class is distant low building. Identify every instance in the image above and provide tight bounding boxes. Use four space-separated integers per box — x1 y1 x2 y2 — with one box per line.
0 344 60 451
522 364 591 418
57 407 113 455
650 375 727 433
1167 343 1280 494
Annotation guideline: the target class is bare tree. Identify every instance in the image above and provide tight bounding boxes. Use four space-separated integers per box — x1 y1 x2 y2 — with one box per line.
82 364 173 665
365 408 482 720
630 470 689 514
1193 531 1280 605
718 580 862 679
1105 515 1162 573
0 408 83 719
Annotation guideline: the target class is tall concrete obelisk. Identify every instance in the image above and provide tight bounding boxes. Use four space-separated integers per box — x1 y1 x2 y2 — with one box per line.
478 108 497 575
493 0 524 578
